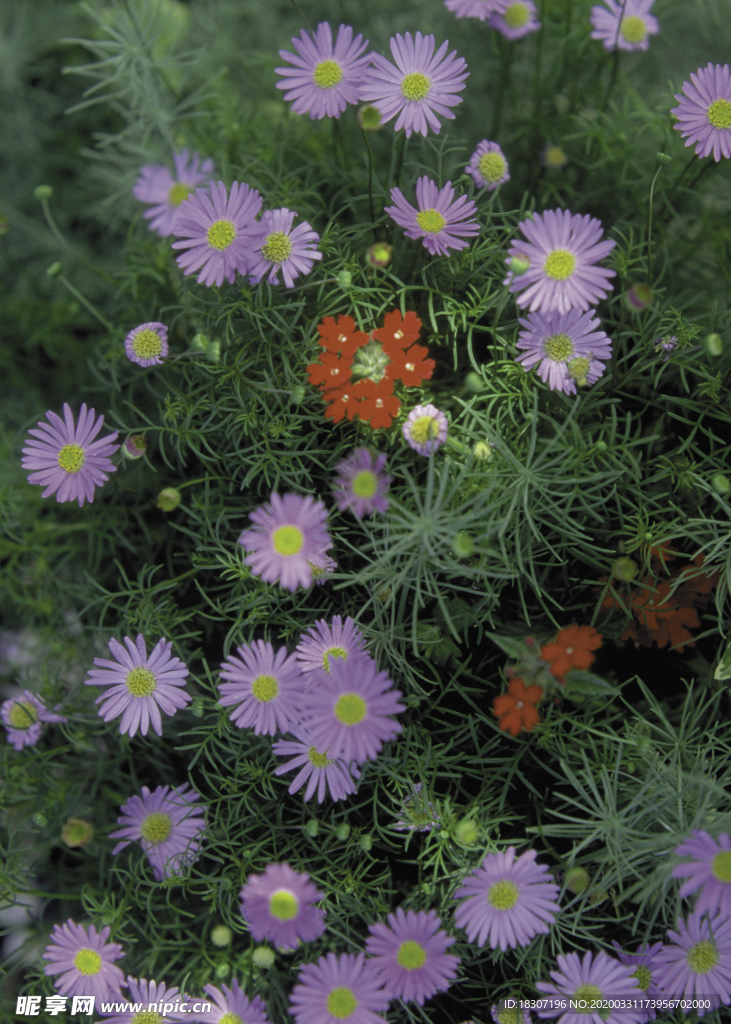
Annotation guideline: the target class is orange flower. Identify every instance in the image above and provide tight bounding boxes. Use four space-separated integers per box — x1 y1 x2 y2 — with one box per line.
540 624 602 682
492 677 543 736
317 314 369 356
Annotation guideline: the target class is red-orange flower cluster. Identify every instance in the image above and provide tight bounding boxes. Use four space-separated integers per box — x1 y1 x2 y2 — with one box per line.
540 624 603 683
492 677 544 736
306 309 435 428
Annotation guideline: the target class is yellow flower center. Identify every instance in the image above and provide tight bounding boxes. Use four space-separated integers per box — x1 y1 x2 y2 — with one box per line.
269 889 298 920
8 701 39 729
272 525 304 556
504 2 530 28
140 811 172 844
396 940 427 969
545 145 567 168
219 1015 244 1024
401 72 430 101
497 1007 524 1024
251 674 279 702
323 647 348 672
487 879 520 910
72 948 102 976
126 667 157 698
308 745 334 768
712 850 731 882
131 1013 162 1024
416 208 446 234
57 444 86 474
334 693 367 726
326 987 358 1019
167 183 191 207
620 15 647 44
261 231 293 264
543 332 575 362
132 329 163 360
632 965 652 992
572 984 603 1011
313 59 343 89
409 415 440 444
707 99 731 130
207 219 237 251
478 152 507 183
352 470 378 498
543 249 576 280
687 939 718 974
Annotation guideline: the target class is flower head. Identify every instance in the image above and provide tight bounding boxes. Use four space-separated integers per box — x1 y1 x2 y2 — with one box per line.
672 830 731 919
2 690 66 750
195 978 273 1024
654 335 678 360
21 403 119 507
240 863 326 949
218 639 306 735
365 907 459 1005
492 1003 533 1024
490 2 542 39
110 783 206 881
248 208 322 288
333 449 392 518
540 625 603 683
360 31 468 138
171 180 264 287
276 23 371 120
296 615 368 675
96 977 181 1023
386 176 479 256
541 144 568 170
453 847 560 950
403 404 448 455
273 724 362 803
393 783 441 832
466 140 510 190
85 635 190 737
654 910 731 1015
610 941 665 1022
535 950 645 1023
516 308 613 393
238 492 333 593
133 149 215 237
590 1 659 53
492 678 543 736
289 952 390 1024
671 63 731 162
445 1 510 22
43 920 124 1002
124 321 169 367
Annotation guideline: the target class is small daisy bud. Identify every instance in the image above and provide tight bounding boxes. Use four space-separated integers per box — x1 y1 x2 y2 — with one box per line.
508 254 530 276
34 184 53 201
122 435 148 460
366 242 393 268
190 695 205 718
454 818 480 846
253 946 275 968
290 384 306 405
451 531 474 559
542 144 568 170
624 282 653 311
705 333 724 356
335 822 351 841
656 152 673 165
61 818 94 848
464 371 484 392
472 440 494 461
46 261 62 277
32 812 47 827
565 866 590 894
359 833 373 853
712 473 731 495
337 270 353 289
210 924 232 947
157 487 181 512
358 104 382 130
612 556 639 581
304 817 319 837
191 333 209 351
214 962 230 978
595 440 607 451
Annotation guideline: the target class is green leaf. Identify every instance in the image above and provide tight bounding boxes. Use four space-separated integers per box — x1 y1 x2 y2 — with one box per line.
563 669 616 697
714 639 731 680
486 632 529 661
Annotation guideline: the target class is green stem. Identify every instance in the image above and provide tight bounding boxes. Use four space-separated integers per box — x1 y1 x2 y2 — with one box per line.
391 131 407 189
287 0 313 33
646 164 662 281
41 199 117 287
57 275 114 332
360 128 376 231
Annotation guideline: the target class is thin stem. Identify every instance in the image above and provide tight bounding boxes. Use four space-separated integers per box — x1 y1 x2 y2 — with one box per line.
391 131 407 188
287 0 314 34
57 275 114 332
40 198 117 287
646 164 662 281
360 128 376 230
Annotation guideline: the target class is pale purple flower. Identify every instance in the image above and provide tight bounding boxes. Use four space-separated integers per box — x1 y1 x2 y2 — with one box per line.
403 404 448 455
654 334 678 361
504 209 616 314
133 149 215 237
672 830 731 919
96 977 181 1023
333 449 391 517
248 208 322 288
386 176 479 256
273 724 361 803
84 634 191 738
466 141 510 191
516 308 613 394
43 920 124 1003
110 783 206 882
193 979 273 1024
2 690 66 750
296 615 368 675
238 492 333 593
671 63 731 162
240 863 326 949
289 952 390 1024
653 910 731 1016
21 403 119 507
490 2 542 40
275 23 371 120
171 180 264 287
590 1 659 53
610 941 664 1022
218 639 306 735
360 31 468 138
535 951 644 1024
393 784 441 832
453 847 560 950
124 321 169 367
365 907 459 1005
445 1 510 22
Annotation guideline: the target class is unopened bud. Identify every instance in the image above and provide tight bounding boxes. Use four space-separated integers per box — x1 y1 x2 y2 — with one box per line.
123 435 148 460
366 242 392 268
508 254 530 276
451 532 474 559
624 282 653 312
304 818 319 837
61 818 94 848
337 270 352 289
214 962 230 978
359 834 373 853
46 261 62 277
711 474 731 495
253 946 275 968
612 556 638 581
454 819 480 846
335 823 351 841
358 104 382 130
34 185 53 201
464 371 484 392
156 487 181 512
472 440 494 462
705 333 724 357
210 924 232 947
565 866 591 894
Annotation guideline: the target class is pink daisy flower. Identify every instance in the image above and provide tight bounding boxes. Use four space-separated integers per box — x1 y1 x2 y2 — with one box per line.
240 862 326 949
332 449 392 518
133 149 215 237
96 977 182 1023
365 907 459 1005
110 783 206 882
124 321 169 367
43 920 124 1003
386 176 479 256
590 1 659 53
402 404 448 455
296 615 368 675
218 639 306 735
275 22 371 120
193 979 273 1024
672 830 731 919
273 724 361 803
248 208 322 288
671 63 731 162
536 950 645 1023
238 492 333 593
2 690 66 750
654 910 731 1016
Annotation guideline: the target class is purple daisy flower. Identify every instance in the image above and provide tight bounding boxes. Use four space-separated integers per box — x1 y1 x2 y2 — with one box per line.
365 907 459 1005
110 783 206 882
21 403 119 508
218 639 306 736
403 404 448 455
273 724 361 803
490 2 542 40
96 977 181 1023
240 862 326 949
610 941 664 1022
671 63 731 162
193 978 273 1024
333 449 392 518
171 180 264 287
133 149 215 237
466 140 510 191
296 616 368 676
515 308 613 394
393 784 441 833
536 951 644 1024
1 690 66 750
276 22 371 120
124 321 169 367
504 209 616 314
302 658 405 764
453 847 560 950
492 1003 533 1024
248 208 322 288
238 492 333 593
590 1 659 53
672 830 731 918
386 176 479 256
654 910 731 1015
43 920 124 1003
289 952 390 1024
445 1 510 23
85 634 191 738
360 31 468 138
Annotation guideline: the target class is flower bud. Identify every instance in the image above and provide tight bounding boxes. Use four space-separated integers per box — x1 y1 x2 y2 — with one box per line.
214 962 230 978
464 371 484 392
46 261 62 277
61 818 94 848
359 834 373 853
508 254 530 276
337 270 352 289
335 823 351 841
451 532 474 559
623 282 653 312
304 818 319 837
253 946 275 968
157 487 181 512
612 556 638 581
358 104 382 130
705 333 724 357
33 184 53 201
0 214 9 235
711 474 731 495
210 924 232 947
565 866 590 894
454 819 480 846
472 440 494 462
122 435 148 460
656 151 673 165
366 242 393 268
32 812 47 827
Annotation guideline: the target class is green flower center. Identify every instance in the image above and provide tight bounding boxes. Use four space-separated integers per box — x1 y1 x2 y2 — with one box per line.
251 674 279 702
8 701 39 729
272 525 304 556
261 231 293 265
219 1015 244 1024
707 99 731 130
57 443 86 474
568 356 590 384
572 984 603 1011
313 59 343 89
132 329 163 359
126 667 157 698
687 939 718 975
207 219 237 251
416 208 446 234
401 72 430 102
504 2 530 28
487 879 519 910
478 152 507 183
632 965 652 992
140 811 172 844
712 850 731 882
496 1008 523 1024
326 987 358 1019
544 332 575 362
72 948 102 976
323 647 348 673
308 745 334 768
396 940 427 969
352 470 378 498
168 183 191 207
351 339 391 383
620 15 647 43
269 889 298 921
409 415 440 444
334 693 367 726
131 1014 162 1024
545 145 567 168
544 248 576 280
